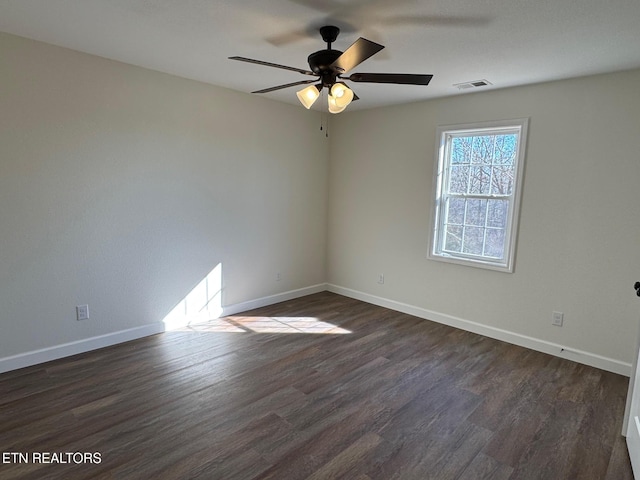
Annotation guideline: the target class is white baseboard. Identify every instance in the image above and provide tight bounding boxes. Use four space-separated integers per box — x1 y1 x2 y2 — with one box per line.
0 284 328 374
222 283 328 316
3 282 629 377
327 284 631 377
0 323 164 375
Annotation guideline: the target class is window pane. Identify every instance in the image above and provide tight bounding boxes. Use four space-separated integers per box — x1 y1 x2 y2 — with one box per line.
484 228 506 258
487 199 508 228
476 135 495 165
490 165 514 195
494 134 517 165
447 197 465 224
469 166 492 194
451 138 467 164
465 199 487 226
467 137 483 164
449 165 469 194
462 226 484 255
444 225 463 252
454 137 475 164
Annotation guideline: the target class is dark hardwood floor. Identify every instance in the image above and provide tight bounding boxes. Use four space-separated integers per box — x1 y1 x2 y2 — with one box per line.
0 292 633 479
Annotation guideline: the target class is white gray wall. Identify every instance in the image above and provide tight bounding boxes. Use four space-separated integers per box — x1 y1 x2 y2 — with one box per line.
0 32 328 360
328 69 640 371
2 30 639 374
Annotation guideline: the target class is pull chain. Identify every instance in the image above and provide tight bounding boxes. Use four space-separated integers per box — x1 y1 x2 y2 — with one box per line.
319 89 324 132
318 90 329 138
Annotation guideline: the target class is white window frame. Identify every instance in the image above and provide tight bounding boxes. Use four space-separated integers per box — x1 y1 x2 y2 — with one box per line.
428 118 529 273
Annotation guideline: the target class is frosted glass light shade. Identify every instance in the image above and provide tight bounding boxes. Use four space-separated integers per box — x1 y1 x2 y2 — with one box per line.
296 85 321 109
330 83 354 108
328 94 347 114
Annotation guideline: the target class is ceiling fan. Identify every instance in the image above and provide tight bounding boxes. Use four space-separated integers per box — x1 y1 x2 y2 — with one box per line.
229 25 433 113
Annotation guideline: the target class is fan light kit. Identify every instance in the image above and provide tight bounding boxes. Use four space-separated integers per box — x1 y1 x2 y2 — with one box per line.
230 25 433 114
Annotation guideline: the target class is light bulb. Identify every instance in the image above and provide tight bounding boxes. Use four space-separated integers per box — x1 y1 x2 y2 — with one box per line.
330 83 354 108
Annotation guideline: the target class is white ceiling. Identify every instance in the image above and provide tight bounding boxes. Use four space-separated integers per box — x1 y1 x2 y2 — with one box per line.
1 0 640 112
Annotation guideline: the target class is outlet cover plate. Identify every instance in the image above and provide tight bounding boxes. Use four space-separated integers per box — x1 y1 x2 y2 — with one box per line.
552 311 564 327
76 304 90 321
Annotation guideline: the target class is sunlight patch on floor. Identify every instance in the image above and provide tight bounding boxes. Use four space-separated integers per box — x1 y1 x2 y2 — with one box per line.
175 316 351 334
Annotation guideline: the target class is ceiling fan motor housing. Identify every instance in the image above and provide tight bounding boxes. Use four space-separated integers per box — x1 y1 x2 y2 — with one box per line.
308 25 343 87
307 49 342 86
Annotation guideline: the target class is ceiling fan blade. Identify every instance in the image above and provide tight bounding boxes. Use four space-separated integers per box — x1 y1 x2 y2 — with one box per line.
347 73 433 85
229 56 315 76
252 79 319 94
330 38 384 73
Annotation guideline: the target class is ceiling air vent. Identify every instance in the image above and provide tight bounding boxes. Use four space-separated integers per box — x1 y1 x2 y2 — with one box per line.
453 79 492 90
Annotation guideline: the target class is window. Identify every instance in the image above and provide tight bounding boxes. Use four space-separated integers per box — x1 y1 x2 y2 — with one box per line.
429 118 528 272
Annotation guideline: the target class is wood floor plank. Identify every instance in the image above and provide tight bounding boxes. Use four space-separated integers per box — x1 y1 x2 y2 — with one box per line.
304 432 383 480
457 452 513 480
0 291 633 479
499 398 588 480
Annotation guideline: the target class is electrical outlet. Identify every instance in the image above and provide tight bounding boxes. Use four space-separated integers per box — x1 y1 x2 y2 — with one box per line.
76 304 90 321
276 272 282 282
552 311 564 327
377 273 384 285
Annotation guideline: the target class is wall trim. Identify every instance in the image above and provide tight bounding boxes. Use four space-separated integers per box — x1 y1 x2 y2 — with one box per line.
0 323 164 375
0 283 328 374
3 282 629 377
222 283 328 317
327 284 631 377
